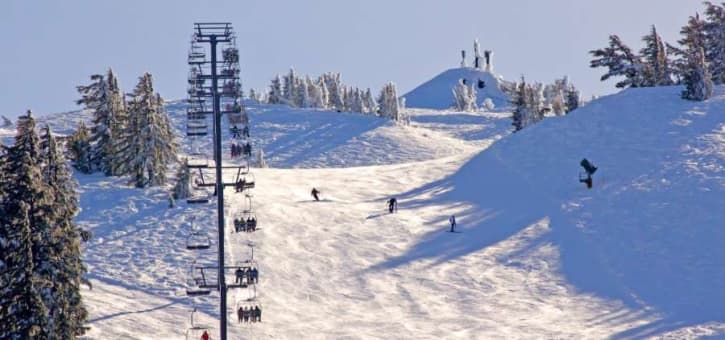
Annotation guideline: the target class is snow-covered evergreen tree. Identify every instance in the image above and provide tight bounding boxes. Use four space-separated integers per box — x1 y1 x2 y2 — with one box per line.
590 35 648 88
283 68 298 105
0 111 52 339
527 82 545 123
76 69 125 176
511 78 527 132
363 88 377 115
118 73 178 188
268 75 283 104
565 87 580 113
68 122 92 173
682 46 714 101
669 13 707 83
452 79 478 111
324 73 345 111
551 91 566 116
172 159 191 200
320 79 330 109
640 25 673 86
703 2 724 84
39 125 89 338
377 82 407 123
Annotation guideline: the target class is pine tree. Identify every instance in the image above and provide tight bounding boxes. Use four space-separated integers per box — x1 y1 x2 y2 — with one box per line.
670 13 707 82
703 2 724 84
682 46 714 101
283 68 298 105
172 159 191 200
0 112 52 339
268 75 283 104
68 122 92 173
76 70 125 175
640 25 673 86
39 126 89 338
119 73 178 188
565 87 580 113
511 77 527 132
378 82 400 121
590 35 648 88
363 88 377 115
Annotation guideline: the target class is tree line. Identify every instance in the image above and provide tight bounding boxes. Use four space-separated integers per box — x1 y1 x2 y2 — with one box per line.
253 68 409 124
590 1 723 101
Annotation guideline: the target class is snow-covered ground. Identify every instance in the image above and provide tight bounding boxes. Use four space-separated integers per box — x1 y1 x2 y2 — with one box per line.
2 85 723 339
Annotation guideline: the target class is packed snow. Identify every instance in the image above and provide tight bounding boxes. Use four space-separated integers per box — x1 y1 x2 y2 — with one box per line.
404 67 510 110
2 85 723 339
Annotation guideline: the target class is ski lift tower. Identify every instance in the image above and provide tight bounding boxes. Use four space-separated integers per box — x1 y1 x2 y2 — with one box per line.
187 22 240 340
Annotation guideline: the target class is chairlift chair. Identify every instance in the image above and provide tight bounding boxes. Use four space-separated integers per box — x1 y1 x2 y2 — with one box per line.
185 308 212 340
186 231 211 250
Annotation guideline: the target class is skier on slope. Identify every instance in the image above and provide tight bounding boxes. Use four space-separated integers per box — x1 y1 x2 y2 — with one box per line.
449 215 456 232
311 188 320 201
201 330 210 340
387 198 398 213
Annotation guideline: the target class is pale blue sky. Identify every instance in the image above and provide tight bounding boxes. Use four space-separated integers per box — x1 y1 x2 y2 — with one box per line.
0 0 702 118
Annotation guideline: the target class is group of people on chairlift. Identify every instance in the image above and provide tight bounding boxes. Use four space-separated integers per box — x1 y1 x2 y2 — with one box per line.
230 142 251 158
230 124 249 139
234 216 257 232
234 266 259 285
235 177 251 193
237 305 262 323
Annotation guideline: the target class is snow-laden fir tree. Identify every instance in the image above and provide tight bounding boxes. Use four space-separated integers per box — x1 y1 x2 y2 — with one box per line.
283 68 298 106
118 73 178 188
551 90 566 115
682 45 714 101
363 88 377 115
39 125 89 338
68 121 92 173
323 72 345 111
377 82 407 123
308 79 326 109
452 79 478 111
669 13 707 83
76 69 126 176
268 75 283 104
703 2 724 84
511 77 528 132
172 158 191 200
565 87 580 113
590 35 648 88
0 112 51 339
640 25 673 86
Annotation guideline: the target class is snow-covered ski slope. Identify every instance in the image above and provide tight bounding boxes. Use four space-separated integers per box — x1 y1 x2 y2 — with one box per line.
404 67 510 110
2 85 723 339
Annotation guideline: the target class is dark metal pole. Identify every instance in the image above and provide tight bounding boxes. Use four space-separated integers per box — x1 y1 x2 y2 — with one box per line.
210 36 228 340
